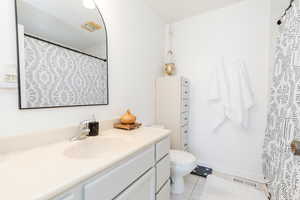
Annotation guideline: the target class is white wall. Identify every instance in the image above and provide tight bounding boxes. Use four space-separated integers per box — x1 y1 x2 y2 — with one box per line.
0 0 165 136
171 0 271 178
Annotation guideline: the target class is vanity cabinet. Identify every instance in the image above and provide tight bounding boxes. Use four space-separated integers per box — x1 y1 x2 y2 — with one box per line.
52 137 170 200
52 185 82 200
155 137 171 200
56 194 81 200
156 155 170 192
61 196 76 200
114 168 155 200
54 194 76 200
156 181 171 200
84 147 155 200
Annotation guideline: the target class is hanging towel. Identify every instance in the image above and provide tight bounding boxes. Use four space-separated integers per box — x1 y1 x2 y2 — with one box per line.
226 60 255 128
209 59 255 130
208 59 230 131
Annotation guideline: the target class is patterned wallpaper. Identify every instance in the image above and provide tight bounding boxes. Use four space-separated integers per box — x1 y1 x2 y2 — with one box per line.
20 35 108 108
263 1 300 200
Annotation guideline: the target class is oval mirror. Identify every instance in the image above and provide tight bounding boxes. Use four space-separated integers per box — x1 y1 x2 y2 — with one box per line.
15 0 108 109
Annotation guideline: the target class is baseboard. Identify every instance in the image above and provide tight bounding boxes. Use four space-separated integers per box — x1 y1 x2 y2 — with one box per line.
196 161 264 182
213 171 265 191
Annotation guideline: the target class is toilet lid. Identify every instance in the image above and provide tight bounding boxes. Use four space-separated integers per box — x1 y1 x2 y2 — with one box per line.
170 150 196 166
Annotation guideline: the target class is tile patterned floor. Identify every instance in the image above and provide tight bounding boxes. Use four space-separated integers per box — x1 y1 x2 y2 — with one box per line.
171 175 207 200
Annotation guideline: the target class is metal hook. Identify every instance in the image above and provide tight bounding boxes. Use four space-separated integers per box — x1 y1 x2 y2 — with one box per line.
277 0 295 25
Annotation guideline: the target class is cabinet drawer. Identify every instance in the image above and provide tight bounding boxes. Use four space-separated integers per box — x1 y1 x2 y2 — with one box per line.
156 180 170 200
183 134 188 146
181 99 190 113
181 125 189 135
182 86 190 99
52 194 76 200
156 137 170 162
181 112 189 126
52 185 81 200
115 168 155 200
181 78 190 87
156 155 170 192
84 146 155 200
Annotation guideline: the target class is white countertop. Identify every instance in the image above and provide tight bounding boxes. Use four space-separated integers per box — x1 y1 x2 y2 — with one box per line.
0 127 170 200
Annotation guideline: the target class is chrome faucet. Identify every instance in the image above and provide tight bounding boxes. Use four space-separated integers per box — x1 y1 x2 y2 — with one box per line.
71 120 90 141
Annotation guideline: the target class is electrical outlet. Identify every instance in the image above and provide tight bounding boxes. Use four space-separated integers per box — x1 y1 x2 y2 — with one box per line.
4 74 17 83
0 64 17 89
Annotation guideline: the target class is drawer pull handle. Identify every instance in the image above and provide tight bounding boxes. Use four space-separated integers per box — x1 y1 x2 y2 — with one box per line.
184 104 188 107
184 118 188 120
184 131 188 133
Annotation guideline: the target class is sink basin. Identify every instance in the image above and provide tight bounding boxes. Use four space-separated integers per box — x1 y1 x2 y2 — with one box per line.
64 136 132 159
0 154 5 163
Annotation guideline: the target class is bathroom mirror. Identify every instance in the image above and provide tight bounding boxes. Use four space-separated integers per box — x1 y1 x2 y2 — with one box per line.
15 0 108 109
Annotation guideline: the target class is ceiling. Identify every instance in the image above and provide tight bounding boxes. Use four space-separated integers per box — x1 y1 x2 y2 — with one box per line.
144 0 243 22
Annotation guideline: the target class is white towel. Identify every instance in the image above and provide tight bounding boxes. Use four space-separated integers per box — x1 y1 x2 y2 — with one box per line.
228 60 255 128
208 60 230 131
209 59 255 130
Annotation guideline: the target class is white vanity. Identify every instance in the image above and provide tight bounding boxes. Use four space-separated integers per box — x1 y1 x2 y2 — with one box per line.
53 136 170 200
0 127 170 200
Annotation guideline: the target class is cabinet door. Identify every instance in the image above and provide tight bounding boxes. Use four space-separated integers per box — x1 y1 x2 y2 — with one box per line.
52 190 81 200
156 180 170 200
156 137 170 162
181 99 190 113
54 194 75 200
181 85 190 99
114 168 155 200
52 185 82 200
84 147 155 200
156 155 170 192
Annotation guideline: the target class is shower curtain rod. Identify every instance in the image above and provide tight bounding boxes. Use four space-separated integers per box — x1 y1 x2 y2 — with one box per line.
277 0 295 25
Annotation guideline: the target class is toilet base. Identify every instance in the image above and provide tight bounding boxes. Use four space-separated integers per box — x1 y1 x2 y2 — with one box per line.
171 177 185 194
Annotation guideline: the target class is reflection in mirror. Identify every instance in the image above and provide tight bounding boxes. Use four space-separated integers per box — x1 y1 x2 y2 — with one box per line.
15 0 109 109
16 0 107 59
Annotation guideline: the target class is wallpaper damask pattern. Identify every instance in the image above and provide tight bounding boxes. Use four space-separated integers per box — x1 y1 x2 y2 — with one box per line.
20 36 108 108
263 1 300 200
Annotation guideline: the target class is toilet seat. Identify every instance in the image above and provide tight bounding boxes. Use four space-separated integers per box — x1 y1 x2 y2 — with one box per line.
170 150 196 167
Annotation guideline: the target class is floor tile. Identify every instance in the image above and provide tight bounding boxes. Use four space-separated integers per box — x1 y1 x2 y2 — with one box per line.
192 177 206 196
170 174 206 200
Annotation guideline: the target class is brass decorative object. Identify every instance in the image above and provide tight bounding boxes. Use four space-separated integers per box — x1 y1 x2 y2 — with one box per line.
164 50 176 76
120 109 137 124
114 110 141 131
164 63 176 76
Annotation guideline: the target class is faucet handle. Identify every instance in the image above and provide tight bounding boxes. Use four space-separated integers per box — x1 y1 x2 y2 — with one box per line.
80 120 90 129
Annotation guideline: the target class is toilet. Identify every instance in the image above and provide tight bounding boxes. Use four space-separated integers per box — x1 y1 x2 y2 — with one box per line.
150 125 196 194
170 150 197 194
